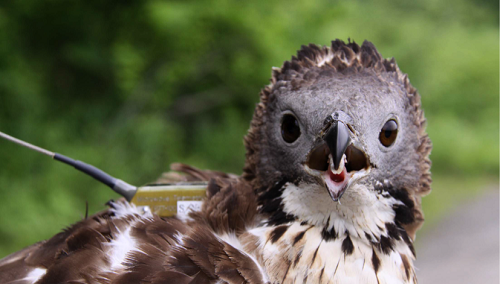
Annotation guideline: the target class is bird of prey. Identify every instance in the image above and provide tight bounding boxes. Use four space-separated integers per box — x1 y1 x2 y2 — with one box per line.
0 39 431 284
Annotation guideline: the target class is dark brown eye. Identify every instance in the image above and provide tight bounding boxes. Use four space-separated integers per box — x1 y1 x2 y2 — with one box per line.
281 114 301 143
379 119 398 147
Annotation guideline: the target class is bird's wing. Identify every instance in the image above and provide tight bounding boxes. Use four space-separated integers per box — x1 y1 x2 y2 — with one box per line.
0 207 116 283
0 241 46 283
154 163 239 183
0 167 266 284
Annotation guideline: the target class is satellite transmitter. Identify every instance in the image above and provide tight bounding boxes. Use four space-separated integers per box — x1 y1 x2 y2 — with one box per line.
0 131 207 217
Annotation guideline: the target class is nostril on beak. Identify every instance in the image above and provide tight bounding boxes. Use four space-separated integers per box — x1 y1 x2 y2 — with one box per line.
324 121 351 171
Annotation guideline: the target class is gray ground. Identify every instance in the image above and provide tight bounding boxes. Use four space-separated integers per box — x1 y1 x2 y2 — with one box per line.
415 187 499 284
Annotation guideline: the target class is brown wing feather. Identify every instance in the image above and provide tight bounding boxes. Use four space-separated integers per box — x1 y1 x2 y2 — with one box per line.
37 246 108 284
167 226 266 284
0 242 44 283
222 243 264 284
212 246 246 284
190 178 258 235
0 208 115 283
155 163 239 183
0 166 264 284
148 271 194 284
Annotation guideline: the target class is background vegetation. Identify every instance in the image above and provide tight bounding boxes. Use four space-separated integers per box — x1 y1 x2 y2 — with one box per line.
0 0 498 256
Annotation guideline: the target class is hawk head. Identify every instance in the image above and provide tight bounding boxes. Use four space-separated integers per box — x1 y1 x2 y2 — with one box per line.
243 39 431 240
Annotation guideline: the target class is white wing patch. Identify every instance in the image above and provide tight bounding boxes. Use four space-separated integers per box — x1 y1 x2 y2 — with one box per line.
218 232 270 283
22 268 47 284
109 201 153 219
103 226 143 271
103 201 151 272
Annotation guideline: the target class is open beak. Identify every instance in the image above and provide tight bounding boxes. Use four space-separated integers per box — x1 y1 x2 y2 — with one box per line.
304 115 370 202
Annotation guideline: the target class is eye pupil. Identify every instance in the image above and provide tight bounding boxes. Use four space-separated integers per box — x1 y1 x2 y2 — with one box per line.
379 119 398 147
281 114 301 143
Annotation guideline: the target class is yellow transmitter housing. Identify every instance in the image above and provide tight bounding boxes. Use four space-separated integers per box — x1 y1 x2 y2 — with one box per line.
131 182 208 217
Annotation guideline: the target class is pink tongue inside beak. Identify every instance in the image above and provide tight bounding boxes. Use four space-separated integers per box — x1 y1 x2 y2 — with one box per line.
329 170 345 183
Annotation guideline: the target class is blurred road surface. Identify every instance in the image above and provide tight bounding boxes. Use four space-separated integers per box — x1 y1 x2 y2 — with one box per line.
415 187 499 283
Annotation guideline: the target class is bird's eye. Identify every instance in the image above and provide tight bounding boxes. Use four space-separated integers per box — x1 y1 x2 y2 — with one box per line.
379 119 398 147
281 114 301 143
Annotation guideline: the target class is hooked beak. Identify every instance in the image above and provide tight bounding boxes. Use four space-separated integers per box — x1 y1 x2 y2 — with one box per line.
304 113 370 202
324 120 351 171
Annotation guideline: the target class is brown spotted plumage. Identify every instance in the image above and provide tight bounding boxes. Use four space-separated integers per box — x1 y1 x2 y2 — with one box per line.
0 39 431 284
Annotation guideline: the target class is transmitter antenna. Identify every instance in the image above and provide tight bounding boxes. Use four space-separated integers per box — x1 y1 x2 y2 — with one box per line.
0 131 137 201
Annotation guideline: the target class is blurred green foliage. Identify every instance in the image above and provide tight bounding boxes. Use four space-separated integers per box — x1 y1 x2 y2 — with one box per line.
0 0 498 256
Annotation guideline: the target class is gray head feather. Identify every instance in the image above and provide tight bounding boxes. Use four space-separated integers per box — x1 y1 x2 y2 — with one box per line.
244 39 431 239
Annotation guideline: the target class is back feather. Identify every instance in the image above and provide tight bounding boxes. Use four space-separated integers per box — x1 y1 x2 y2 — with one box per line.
0 165 268 284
